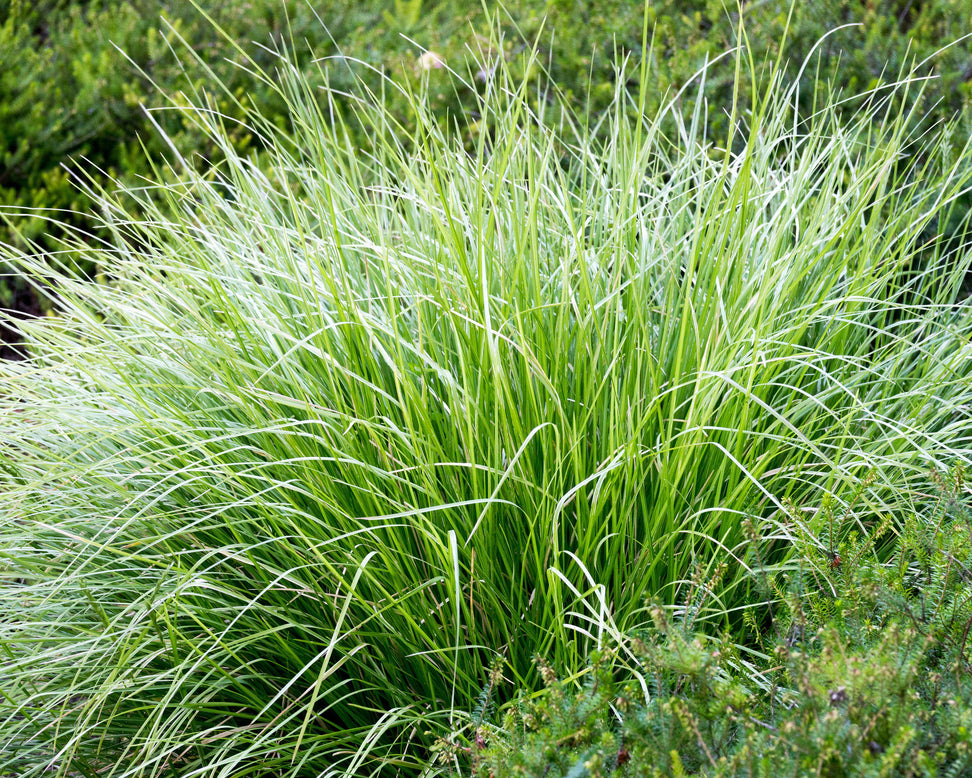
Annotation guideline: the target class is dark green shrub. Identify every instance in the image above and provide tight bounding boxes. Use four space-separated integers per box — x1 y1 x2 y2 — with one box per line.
466 466 972 777
3 0 971 256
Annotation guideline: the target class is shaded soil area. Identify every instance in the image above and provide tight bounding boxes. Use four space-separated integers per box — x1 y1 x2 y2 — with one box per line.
1 280 41 361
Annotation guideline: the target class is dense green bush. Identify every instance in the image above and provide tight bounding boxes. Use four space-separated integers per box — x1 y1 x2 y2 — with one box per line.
3 0 972 328
467 467 972 777
0 0 380 243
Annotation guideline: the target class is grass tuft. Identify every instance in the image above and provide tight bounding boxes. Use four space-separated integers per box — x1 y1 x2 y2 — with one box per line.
2 22 972 777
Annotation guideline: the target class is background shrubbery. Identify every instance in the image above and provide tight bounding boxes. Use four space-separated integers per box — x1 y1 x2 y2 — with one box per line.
3 0 972 342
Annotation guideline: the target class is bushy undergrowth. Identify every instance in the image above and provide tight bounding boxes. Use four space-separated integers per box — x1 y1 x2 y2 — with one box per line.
1 25 972 777
3 0 972 328
467 466 972 777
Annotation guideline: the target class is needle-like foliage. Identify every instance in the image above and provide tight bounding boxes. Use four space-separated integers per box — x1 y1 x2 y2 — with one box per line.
1 22 972 777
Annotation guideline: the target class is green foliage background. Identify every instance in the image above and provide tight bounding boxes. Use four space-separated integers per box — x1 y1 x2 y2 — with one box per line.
2 0 972 337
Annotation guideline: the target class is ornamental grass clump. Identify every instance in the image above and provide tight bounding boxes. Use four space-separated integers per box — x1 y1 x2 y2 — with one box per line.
1 23 972 777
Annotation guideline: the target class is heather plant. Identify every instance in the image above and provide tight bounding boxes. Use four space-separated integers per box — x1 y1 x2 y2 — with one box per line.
470 466 972 777
1 21 972 778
